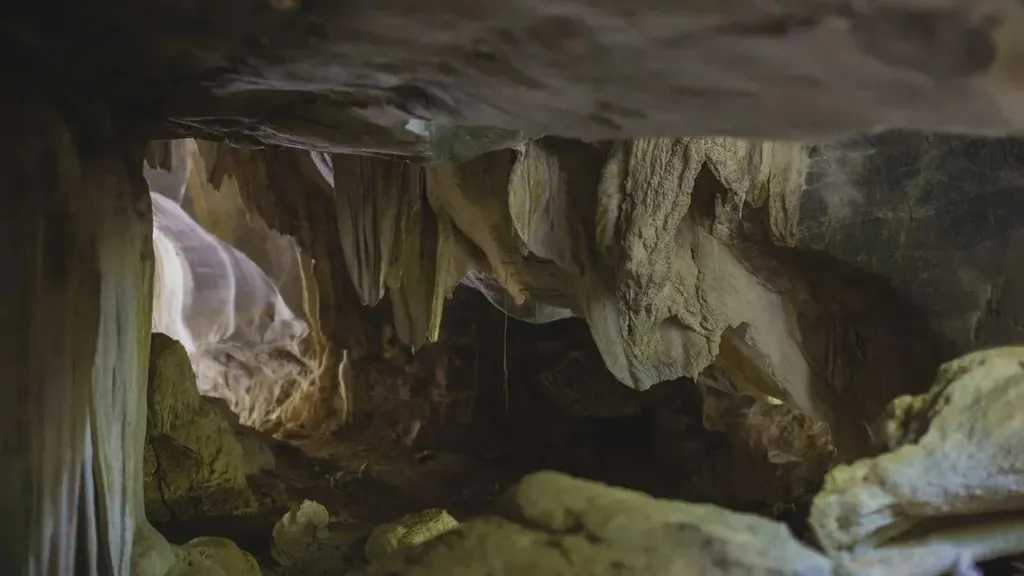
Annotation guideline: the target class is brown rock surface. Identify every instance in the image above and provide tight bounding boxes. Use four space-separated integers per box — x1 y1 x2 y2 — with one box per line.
30 0 1024 150
144 333 257 523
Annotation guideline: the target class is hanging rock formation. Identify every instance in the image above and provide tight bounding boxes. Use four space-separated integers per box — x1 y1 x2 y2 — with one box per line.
253 137 945 459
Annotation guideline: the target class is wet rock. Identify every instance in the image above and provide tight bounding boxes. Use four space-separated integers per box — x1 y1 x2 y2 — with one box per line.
365 509 460 563
144 333 257 523
811 347 1024 575
361 471 832 575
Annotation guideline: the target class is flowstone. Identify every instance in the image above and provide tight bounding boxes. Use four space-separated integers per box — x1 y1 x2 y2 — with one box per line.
811 347 1024 576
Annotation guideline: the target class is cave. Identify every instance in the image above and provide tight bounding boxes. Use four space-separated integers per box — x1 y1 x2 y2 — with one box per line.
6 2 1024 575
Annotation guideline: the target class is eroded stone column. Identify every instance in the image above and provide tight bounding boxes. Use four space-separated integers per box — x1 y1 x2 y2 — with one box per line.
0 92 168 574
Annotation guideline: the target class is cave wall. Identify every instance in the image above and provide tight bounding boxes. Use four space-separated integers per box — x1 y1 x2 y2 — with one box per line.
794 131 1024 350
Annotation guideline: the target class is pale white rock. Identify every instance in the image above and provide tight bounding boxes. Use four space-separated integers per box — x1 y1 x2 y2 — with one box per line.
811 347 1024 574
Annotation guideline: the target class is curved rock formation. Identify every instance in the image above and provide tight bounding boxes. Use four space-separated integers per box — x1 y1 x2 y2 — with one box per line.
151 190 329 432
246 137 946 459
151 191 308 354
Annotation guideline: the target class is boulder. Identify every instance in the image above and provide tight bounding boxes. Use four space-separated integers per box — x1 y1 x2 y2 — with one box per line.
169 537 262 576
811 347 1024 575
361 471 832 575
144 333 257 522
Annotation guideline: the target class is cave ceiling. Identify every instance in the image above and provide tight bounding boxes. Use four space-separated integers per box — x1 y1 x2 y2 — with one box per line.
11 0 1024 156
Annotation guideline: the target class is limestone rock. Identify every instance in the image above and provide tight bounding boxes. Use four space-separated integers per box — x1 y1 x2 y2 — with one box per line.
362 471 832 575
144 333 256 522
202 395 277 475
694 380 835 510
365 509 460 563
272 500 331 565
132 522 179 576
233 428 277 475
810 347 1024 575
271 499 358 574
43 0 1024 147
169 537 262 576
460 270 573 324
133 523 264 576
785 133 1024 354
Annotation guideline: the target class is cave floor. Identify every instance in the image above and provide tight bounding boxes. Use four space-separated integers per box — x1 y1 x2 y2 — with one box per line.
153 376 1024 575
152 428 509 563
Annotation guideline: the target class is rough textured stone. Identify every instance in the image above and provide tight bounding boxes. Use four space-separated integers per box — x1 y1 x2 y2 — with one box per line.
790 132 1024 353
270 499 361 575
196 135 950 461
361 471 832 576
811 347 1024 575
18 2 1024 573
169 537 262 576
144 333 256 523
365 509 460 563
146 141 337 436
193 143 370 436
29 0 1024 152
425 138 943 458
